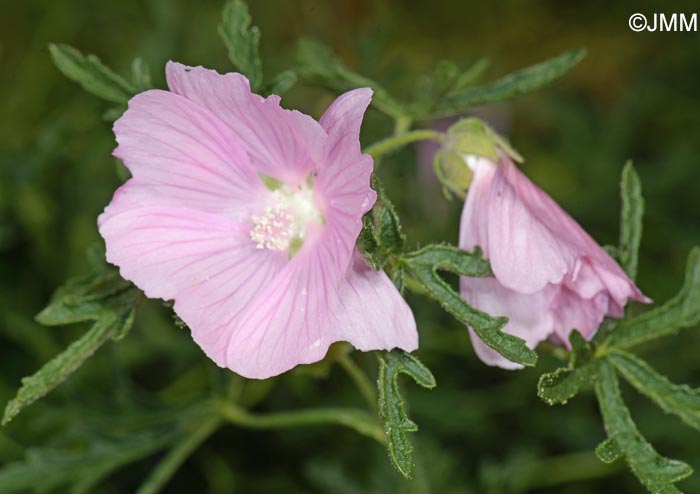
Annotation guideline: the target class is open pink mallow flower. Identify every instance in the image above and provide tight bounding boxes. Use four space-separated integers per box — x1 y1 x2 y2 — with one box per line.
98 62 417 379
459 154 650 369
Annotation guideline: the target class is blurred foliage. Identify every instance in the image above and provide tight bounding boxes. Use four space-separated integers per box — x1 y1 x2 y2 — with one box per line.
1 0 700 493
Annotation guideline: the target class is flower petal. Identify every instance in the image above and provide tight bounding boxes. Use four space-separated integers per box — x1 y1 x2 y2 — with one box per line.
165 62 326 184
98 182 288 366
486 159 576 294
459 156 496 251
332 251 418 353
113 90 261 214
550 287 609 344
460 276 556 369
320 88 373 161
490 156 647 299
98 181 285 303
223 246 416 378
314 90 376 277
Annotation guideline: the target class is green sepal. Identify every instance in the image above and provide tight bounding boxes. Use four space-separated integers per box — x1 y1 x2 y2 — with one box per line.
433 117 522 199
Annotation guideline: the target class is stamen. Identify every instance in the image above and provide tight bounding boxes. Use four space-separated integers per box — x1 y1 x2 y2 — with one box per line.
249 185 322 253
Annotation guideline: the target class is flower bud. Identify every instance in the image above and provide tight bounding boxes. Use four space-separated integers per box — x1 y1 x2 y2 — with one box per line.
434 117 522 199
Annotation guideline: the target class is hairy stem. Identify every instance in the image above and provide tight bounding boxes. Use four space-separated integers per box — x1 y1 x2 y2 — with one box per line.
338 354 377 411
137 415 221 494
216 400 385 444
365 129 445 159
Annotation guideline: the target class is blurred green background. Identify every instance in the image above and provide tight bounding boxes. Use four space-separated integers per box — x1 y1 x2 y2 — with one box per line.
1 0 699 493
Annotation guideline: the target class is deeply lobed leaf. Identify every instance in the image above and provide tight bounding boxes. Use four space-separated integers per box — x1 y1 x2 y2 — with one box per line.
2 306 136 425
402 245 537 367
604 247 700 349
3 270 140 425
618 161 644 281
219 0 263 90
610 350 700 431
433 49 586 118
357 176 405 270
595 359 693 493
49 44 137 104
0 416 183 494
296 38 406 119
377 350 436 478
36 270 133 326
538 331 596 405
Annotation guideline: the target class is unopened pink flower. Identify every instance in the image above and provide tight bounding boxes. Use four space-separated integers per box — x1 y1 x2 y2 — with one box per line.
98 62 417 378
459 154 649 369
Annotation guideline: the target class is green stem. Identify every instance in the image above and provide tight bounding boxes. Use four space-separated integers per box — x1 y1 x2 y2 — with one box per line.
216 400 385 444
365 130 445 159
393 114 413 135
517 451 620 489
137 415 221 494
338 354 377 411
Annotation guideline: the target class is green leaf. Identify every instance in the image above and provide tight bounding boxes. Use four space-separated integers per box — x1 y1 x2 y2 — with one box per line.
218 0 263 90
604 247 700 349
538 330 596 405
569 329 595 367
2 306 135 425
538 367 592 406
452 58 490 91
619 161 644 280
3 269 140 424
0 423 179 494
433 48 586 118
49 43 137 104
377 350 436 478
414 59 489 116
610 350 700 431
374 177 404 254
432 61 460 96
263 70 297 95
402 244 492 278
402 245 537 367
296 38 406 119
36 270 133 326
357 176 405 270
130 57 153 91
595 359 693 493
596 437 623 464
357 214 381 270
102 106 127 122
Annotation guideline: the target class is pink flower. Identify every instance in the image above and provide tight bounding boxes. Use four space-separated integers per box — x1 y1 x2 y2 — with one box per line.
98 62 417 379
459 155 649 369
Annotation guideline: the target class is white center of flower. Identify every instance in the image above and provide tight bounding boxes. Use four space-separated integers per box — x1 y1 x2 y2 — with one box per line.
250 185 322 252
